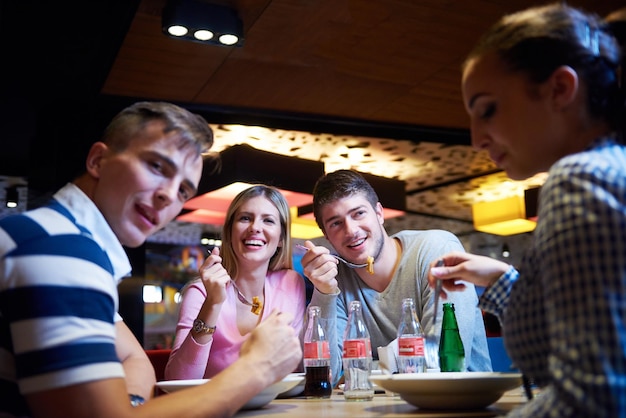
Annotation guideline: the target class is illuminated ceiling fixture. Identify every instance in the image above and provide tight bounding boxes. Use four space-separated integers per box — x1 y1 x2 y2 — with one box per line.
296 170 406 222
472 187 540 236
5 186 18 208
162 0 244 47
178 144 325 239
501 243 510 258
200 232 222 247
177 144 407 239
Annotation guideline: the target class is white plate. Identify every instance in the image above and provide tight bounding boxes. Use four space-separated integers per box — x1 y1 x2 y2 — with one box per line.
156 374 304 409
277 373 305 398
369 372 522 410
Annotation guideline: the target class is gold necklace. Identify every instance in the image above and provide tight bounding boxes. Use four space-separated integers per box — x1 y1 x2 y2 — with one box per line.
230 280 263 315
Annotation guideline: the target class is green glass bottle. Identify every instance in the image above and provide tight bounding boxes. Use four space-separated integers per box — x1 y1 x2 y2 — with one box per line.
438 303 465 372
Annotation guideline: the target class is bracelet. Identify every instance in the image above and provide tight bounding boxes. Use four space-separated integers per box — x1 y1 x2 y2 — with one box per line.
129 394 145 407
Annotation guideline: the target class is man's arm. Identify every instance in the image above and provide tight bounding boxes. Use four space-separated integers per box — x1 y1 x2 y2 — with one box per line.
26 310 302 418
115 320 156 400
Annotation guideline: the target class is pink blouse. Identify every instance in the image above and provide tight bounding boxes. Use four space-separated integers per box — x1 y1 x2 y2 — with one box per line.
164 269 306 379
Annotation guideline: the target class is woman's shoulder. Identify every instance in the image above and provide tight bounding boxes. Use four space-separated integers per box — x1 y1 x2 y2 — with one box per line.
542 139 626 211
552 137 626 176
267 268 303 282
180 278 206 297
266 269 306 292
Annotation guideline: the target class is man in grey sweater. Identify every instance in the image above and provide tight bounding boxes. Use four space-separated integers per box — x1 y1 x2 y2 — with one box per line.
300 169 492 386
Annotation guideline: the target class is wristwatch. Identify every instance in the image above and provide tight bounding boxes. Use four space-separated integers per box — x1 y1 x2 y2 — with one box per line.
193 318 216 334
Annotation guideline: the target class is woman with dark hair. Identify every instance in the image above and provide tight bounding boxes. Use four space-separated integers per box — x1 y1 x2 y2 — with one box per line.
165 185 306 379
430 4 626 417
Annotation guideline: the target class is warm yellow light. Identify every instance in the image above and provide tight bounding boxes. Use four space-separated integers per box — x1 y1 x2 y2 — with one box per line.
290 207 323 239
178 182 318 237
474 219 537 236
472 195 536 236
291 222 324 239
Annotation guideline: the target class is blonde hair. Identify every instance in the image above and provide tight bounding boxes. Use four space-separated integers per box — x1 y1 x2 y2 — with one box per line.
220 185 293 278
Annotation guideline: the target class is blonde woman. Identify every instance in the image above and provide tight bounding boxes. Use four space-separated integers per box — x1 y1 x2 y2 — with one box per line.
166 185 306 379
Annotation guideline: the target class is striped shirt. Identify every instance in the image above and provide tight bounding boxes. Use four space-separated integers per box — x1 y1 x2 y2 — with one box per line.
480 137 626 417
0 183 131 416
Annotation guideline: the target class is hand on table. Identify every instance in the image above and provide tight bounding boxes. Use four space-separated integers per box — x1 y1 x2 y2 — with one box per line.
240 310 302 383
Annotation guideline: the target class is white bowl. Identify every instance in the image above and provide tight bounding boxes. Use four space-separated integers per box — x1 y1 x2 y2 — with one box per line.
277 373 305 398
369 372 522 410
156 374 304 409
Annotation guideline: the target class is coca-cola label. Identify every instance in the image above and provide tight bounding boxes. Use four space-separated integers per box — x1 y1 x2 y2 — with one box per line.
343 339 371 358
304 341 331 359
398 336 425 356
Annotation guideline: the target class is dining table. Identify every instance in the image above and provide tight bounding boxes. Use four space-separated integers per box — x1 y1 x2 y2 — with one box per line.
233 387 529 418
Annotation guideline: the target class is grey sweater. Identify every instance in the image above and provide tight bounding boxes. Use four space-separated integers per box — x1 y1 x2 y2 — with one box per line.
309 229 492 386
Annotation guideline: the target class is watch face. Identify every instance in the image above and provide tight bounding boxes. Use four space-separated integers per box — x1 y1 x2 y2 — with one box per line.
193 319 204 333
193 318 215 334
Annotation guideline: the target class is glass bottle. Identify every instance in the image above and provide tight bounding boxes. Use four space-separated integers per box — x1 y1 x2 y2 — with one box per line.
342 300 374 401
396 298 426 373
438 303 465 372
303 305 332 398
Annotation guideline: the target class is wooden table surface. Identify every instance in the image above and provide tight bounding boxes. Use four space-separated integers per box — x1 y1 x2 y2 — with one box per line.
234 388 528 417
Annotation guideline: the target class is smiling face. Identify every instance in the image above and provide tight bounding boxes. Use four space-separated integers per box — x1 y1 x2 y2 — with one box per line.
230 195 283 267
88 120 204 247
319 192 385 265
462 53 564 180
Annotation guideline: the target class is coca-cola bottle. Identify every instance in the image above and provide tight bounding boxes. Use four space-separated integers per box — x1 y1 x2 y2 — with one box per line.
396 298 426 373
342 300 374 401
303 305 332 398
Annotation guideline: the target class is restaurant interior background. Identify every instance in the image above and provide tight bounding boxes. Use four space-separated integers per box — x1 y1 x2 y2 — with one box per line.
1 0 616 349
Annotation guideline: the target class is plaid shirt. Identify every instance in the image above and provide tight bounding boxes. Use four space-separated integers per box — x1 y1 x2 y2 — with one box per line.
480 137 626 417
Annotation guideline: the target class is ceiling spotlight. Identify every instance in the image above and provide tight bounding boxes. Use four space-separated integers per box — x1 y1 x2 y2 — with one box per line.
200 232 222 248
167 25 188 37
162 0 244 47
200 232 211 246
5 186 18 208
218 34 239 46
194 29 214 41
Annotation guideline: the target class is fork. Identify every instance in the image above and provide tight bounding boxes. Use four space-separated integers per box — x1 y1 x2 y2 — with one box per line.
426 259 444 368
432 259 444 328
294 244 368 268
